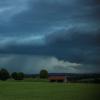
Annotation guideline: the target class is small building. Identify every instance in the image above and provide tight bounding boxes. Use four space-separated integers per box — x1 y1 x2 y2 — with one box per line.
48 76 67 82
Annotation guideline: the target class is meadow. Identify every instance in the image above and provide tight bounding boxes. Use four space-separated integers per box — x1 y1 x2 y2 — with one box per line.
0 80 100 100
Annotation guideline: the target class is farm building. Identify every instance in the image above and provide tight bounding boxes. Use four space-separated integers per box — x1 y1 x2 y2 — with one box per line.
48 73 100 83
48 76 67 82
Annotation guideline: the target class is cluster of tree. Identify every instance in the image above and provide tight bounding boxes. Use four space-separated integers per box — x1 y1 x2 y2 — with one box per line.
11 72 24 80
0 68 24 81
0 68 48 81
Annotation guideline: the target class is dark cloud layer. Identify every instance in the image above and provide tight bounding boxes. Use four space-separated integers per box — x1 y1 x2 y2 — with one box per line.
0 0 100 73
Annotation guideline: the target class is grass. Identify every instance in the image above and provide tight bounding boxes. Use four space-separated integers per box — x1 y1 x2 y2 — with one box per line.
0 81 100 100
7 78 49 82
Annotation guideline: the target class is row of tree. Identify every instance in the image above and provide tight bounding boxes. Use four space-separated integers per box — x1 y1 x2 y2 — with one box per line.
0 68 48 81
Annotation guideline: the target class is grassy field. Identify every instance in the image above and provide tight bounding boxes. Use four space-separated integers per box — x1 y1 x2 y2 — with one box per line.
0 81 100 100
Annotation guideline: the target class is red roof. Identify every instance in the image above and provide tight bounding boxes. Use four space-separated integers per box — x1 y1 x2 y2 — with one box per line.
48 76 65 80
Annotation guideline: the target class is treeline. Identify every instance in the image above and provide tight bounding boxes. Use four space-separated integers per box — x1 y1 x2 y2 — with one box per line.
0 68 48 81
0 68 100 83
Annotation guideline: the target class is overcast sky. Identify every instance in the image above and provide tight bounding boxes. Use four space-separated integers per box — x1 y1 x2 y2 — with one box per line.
0 0 100 74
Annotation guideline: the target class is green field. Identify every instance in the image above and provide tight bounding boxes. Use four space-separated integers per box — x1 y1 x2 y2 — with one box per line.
0 81 100 100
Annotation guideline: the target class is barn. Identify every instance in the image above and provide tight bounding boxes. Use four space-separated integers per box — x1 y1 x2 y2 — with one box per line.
48 76 67 82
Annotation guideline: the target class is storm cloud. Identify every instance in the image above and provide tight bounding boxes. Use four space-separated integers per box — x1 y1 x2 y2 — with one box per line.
0 0 100 73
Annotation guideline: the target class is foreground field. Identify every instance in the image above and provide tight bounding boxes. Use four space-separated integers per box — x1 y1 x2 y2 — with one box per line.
0 82 100 100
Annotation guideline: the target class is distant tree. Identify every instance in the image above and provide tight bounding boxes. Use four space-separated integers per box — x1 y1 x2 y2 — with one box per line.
0 68 10 81
17 72 24 80
11 72 18 80
11 72 24 80
40 69 48 79
32 74 37 78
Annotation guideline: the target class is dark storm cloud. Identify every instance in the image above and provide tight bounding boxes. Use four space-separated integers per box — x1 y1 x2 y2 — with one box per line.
0 0 100 73
0 26 100 66
46 27 100 64
0 0 100 35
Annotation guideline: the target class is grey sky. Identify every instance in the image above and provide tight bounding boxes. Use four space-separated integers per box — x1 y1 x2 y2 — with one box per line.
0 0 100 73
